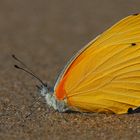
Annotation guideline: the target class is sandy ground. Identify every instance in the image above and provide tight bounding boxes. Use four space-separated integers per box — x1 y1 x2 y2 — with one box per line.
1 0 140 140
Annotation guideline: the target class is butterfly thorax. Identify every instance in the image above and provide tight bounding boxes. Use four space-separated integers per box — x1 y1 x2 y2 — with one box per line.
40 85 69 112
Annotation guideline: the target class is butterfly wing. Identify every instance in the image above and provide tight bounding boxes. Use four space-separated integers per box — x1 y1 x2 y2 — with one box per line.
55 14 140 114
54 35 100 90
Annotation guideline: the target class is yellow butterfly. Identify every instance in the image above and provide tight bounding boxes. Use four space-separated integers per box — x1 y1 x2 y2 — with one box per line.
14 13 140 114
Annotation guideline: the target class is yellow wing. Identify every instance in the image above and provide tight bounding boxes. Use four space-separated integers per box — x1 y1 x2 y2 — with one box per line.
55 13 140 114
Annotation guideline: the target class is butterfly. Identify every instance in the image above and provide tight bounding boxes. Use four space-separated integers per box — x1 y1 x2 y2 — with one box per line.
13 13 140 114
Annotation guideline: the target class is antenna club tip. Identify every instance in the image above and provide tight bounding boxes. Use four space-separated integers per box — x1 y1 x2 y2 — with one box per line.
14 65 19 69
12 54 15 57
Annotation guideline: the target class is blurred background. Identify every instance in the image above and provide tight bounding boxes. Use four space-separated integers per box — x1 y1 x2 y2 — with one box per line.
1 0 140 140
1 0 140 85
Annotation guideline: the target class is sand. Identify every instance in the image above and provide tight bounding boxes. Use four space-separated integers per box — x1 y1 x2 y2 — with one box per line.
1 0 140 140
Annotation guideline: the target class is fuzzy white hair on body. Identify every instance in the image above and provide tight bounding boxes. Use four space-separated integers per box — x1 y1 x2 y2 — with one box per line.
39 85 69 112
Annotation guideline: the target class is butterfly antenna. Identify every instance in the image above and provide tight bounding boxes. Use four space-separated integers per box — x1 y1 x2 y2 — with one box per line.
12 54 46 86
14 65 46 86
12 54 33 71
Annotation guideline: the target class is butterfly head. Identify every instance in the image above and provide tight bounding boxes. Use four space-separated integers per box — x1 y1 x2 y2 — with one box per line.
37 84 54 96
